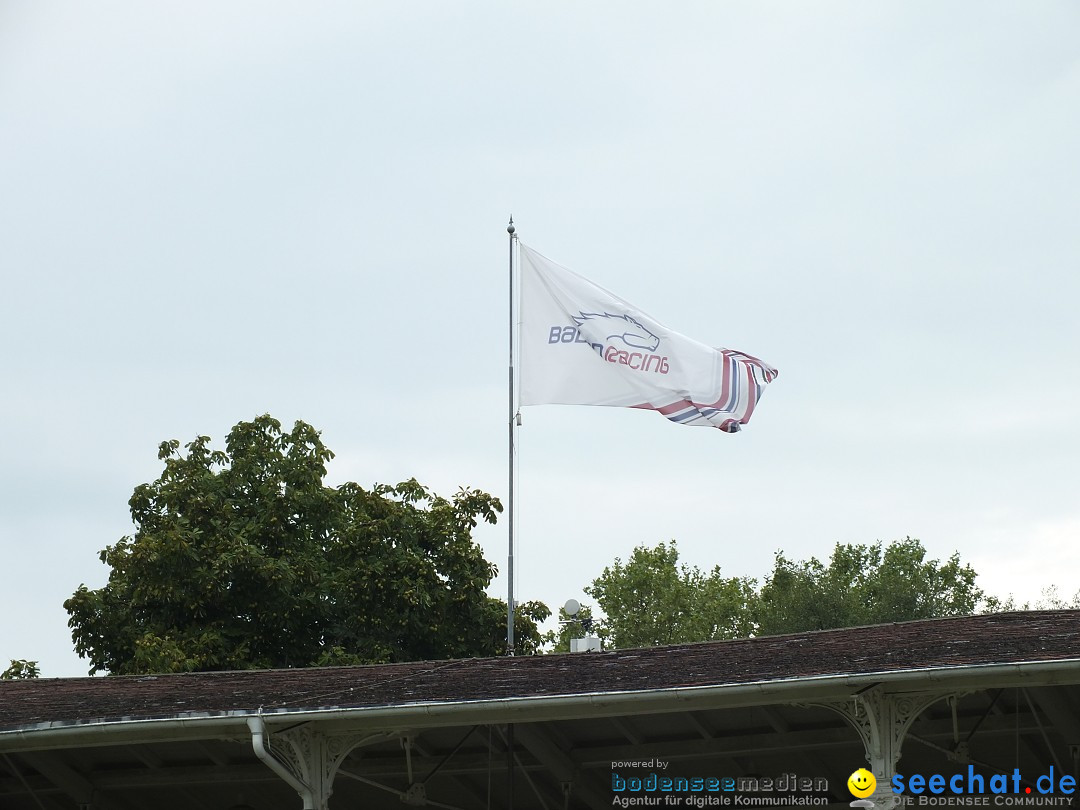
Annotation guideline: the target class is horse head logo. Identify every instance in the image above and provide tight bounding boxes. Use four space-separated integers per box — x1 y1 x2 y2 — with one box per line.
573 312 660 352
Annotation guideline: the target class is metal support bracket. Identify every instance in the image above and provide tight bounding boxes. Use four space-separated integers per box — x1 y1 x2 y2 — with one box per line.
804 687 952 808
248 716 393 810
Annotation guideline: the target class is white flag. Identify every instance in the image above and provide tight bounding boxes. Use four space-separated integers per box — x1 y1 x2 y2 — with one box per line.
518 244 777 432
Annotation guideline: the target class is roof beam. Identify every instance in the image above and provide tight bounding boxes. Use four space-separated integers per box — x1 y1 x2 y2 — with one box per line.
683 711 713 740
19 752 95 805
608 717 644 747
513 724 610 810
90 763 280 790
17 751 141 810
1031 686 1080 745
578 726 857 766
409 733 490 810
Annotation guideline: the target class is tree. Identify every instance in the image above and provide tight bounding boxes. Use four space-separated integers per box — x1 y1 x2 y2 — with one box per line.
65 415 545 675
580 537 995 649
1 660 40 679
487 599 552 657
985 585 1080 613
585 541 756 649
754 537 985 635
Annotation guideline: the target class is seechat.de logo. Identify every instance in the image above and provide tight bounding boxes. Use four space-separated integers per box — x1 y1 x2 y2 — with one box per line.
892 765 1076 797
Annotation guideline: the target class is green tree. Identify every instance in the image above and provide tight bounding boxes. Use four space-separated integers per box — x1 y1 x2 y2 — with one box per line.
486 599 552 657
985 585 1080 613
1 660 40 679
585 541 756 649
755 537 984 635
65 415 545 675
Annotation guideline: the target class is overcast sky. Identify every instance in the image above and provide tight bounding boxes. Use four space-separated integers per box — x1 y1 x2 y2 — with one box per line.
2 3 1078 678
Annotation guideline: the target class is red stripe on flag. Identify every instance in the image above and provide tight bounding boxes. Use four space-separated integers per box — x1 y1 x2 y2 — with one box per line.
738 366 758 424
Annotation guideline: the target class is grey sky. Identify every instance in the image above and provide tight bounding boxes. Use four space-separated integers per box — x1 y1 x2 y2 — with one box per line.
1 3 1078 677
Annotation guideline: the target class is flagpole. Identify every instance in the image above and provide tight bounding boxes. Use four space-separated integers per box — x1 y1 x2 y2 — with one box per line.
506 216 516 656
506 218 519 810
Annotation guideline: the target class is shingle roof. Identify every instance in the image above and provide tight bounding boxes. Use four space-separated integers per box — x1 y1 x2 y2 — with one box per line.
3 610 1079 732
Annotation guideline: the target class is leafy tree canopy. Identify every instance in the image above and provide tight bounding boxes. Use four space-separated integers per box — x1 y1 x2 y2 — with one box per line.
65 415 545 675
585 541 756 648
1 660 40 679
755 537 984 635
987 585 1080 613
581 537 994 650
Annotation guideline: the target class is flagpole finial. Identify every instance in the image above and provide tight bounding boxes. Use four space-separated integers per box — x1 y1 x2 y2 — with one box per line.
507 216 515 236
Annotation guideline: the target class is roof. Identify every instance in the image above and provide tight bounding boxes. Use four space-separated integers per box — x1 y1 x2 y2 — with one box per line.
3 610 1079 734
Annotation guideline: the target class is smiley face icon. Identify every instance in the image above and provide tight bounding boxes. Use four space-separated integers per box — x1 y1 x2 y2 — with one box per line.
848 768 876 799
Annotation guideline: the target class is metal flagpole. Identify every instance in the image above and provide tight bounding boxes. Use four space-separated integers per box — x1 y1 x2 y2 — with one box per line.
506 216 516 656
506 216 517 810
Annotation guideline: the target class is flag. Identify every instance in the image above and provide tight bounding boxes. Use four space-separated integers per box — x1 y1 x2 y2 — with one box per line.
518 244 777 432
